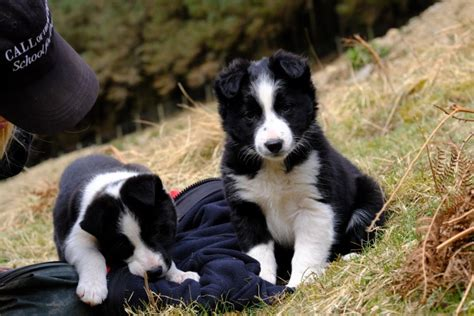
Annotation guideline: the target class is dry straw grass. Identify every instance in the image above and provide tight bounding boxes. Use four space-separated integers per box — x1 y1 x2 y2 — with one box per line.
0 0 473 313
116 104 223 189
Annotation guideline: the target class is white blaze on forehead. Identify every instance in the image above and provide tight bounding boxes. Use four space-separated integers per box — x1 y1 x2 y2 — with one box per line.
251 74 279 114
251 73 294 157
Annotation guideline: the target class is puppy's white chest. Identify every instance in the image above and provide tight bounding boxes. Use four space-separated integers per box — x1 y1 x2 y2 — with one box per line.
232 152 323 245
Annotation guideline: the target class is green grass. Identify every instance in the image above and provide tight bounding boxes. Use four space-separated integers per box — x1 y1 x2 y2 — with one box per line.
345 41 391 70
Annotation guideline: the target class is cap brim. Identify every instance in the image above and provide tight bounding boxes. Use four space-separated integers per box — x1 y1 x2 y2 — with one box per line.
1 31 99 134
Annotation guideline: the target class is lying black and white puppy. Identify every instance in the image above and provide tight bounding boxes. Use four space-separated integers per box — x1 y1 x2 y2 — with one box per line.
53 155 200 306
214 50 385 288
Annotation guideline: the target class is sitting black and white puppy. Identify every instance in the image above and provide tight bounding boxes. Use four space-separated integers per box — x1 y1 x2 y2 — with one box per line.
53 155 200 306
214 50 385 288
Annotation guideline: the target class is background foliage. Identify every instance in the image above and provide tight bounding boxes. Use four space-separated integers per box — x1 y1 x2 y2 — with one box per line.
37 0 435 161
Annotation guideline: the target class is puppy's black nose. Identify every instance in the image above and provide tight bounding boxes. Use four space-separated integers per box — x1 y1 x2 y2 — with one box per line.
146 267 163 281
264 139 283 154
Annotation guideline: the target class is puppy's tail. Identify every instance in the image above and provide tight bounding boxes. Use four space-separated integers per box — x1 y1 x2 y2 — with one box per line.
345 174 385 252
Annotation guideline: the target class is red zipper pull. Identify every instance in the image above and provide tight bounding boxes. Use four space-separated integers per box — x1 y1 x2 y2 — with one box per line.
169 189 181 200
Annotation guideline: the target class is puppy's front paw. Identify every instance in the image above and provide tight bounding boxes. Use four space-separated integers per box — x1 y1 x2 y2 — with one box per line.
76 278 108 306
259 268 277 284
287 265 326 288
182 271 201 282
166 269 200 284
341 253 360 261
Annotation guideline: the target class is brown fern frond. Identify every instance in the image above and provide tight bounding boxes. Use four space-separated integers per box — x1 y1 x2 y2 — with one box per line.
396 139 474 305
434 148 450 193
457 155 473 192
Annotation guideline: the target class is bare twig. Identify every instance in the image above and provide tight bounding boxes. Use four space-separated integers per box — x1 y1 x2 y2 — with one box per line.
459 133 474 153
455 275 473 316
178 82 199 107
352 34 395 93
445 208 474 224
362 118 385 132
104 145 127 164
134 119 161 128
434 104 474 122
352 35 387 73
383 92 404 134
142 272 160 310
426 141 440 193
436 226 474 251
421 194 449 302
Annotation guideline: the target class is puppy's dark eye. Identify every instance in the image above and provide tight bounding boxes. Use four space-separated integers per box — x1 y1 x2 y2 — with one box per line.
243 110 257 121
280 103 292 114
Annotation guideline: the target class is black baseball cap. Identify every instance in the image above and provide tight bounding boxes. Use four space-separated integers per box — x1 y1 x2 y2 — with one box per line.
0 0 99 134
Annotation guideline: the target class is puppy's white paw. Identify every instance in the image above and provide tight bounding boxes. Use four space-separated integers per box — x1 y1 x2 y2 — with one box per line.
76 278 108 306
259 268 277 284
342 253 360 261
166 269 200 284
287 265 326 288
182 271 201 282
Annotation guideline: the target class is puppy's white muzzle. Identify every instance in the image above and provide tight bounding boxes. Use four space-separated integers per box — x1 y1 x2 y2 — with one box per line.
255 116 293 159
127 247 169 279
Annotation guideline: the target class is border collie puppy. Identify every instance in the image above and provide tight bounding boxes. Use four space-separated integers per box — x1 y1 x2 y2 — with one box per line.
214 50 385 288
53 155 200 305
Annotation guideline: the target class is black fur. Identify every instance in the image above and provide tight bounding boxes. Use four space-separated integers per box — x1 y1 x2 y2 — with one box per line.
53 154 176 269
215 50 385 275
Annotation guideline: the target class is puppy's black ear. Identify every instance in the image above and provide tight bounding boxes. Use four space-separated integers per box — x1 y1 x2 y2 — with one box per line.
80 196 120 238
269 50 309 79
214 58 250 100
121 174 167 209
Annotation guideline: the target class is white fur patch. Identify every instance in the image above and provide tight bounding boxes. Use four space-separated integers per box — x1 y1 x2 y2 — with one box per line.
252 74 293 158
252 74 278 113
64 170 200 305
342 253 360 261
287 201 334 288
247 241 277 284
67 230 108 305
64 171 138 305
231 151 335 287
120 211 168 277
120 213 200 283
347 208 372 231
165 261 200 283
79 171 138 220
232 151 324 245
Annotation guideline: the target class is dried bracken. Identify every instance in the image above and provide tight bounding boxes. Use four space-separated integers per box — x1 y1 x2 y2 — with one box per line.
396 142 473 312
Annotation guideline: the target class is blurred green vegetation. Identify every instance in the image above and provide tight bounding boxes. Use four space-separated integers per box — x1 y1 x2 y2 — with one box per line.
345 42 390 70
51 0 307 100
36 0 435 161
